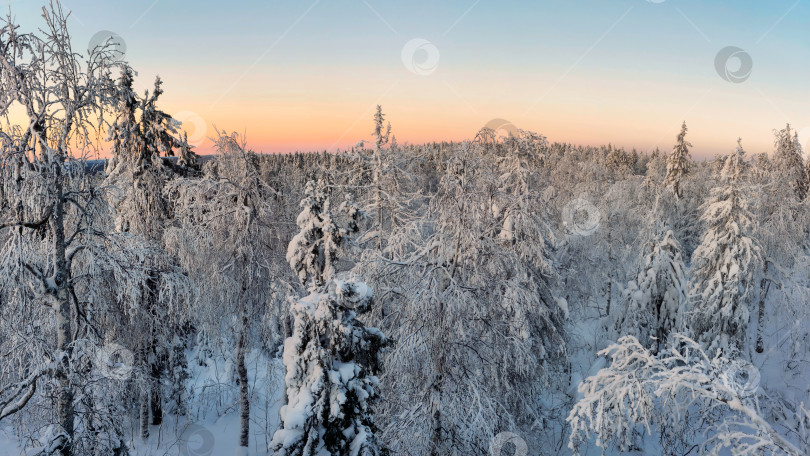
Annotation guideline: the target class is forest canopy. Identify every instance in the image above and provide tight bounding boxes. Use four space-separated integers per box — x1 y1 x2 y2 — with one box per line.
0 2 809 456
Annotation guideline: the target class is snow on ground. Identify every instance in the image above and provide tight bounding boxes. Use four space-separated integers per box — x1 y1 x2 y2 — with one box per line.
0 350 284 456
132 349 284 456
0 430 23 456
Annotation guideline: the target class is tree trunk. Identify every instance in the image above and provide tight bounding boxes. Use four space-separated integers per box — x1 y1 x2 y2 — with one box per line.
284 314 292 340
139 386 150 440
756 263 771 354
149 374 163 426
139 346 150 440
147 272 163 426
237 323 250 449
52 162 75 456
430 276 446 456
85 393 97 456
374 152 383 253
605 227 614 318
654 296 664 355
429 378 443 456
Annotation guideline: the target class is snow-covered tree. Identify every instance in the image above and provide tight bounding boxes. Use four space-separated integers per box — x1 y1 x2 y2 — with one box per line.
271 182 387 456
747 127 810 361
0 6 117 454
271 280 387 456
165 131 282 452
0 5 188 454
664 122 692 199
568 334 803 455
772 124 807 202
104 64 198 439
346 105 420 261
372 105 391 152
106 68 194 174
166 332 191 416
615 230 687 354
371 105 391 253
605 146 635 180
365 143 565 455
106 65 141 168
286 180 346 291
689 141 762 357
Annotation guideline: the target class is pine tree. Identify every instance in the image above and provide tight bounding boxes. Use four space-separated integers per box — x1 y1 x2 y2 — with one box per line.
106 65 142 169
772 124 807 201
271 182 387 456
140 76 185 161
104 68 190 439
372 105 391 152
616 230 687 354
689 140 762 356
664 122 692 199
286 181 344 291
371 105 391 252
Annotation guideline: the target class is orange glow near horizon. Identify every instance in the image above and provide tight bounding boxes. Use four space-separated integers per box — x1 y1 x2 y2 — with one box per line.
2 0 808 161
155 91 795 160
137 62 804 160
5 88 797 162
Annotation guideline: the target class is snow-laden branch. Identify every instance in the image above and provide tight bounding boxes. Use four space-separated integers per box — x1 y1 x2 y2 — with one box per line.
568 334 801 455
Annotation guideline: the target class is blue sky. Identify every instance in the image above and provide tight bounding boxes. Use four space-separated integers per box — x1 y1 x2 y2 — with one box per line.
4 0 808 156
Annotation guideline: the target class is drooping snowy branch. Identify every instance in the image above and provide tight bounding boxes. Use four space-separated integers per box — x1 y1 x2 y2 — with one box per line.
568 334 801 455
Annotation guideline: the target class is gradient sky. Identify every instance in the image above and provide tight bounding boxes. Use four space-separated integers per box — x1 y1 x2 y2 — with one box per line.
4 0 809 158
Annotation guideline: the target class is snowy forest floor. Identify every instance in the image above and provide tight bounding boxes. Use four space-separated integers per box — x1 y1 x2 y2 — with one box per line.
0 352 285 456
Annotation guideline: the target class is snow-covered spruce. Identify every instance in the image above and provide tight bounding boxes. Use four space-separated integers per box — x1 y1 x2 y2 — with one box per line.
771 124 807 202
273 180 387 456
688 141 762 357
287 181 347 291
615 229 687 353
271 280 387 456
663 121 693 199
104 64 196 441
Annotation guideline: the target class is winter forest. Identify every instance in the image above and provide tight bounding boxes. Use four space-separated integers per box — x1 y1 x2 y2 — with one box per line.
1 2 809 456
